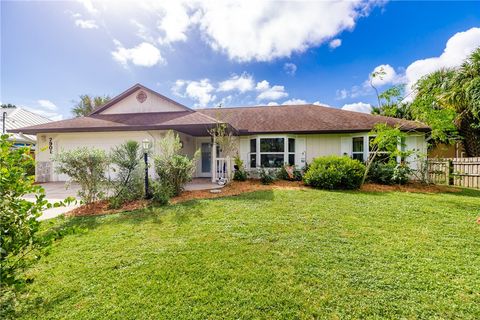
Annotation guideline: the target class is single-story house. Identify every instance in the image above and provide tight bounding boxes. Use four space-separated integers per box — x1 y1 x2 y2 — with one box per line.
11 84 429 182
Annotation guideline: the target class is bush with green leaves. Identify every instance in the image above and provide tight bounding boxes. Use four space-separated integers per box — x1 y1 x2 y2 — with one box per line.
154 131 199 196
151 181 173 206
259 167 275 185
109 141 144 208
0 134 71 287
276 165 303 181
233 156 248 181
54 147 110 204
303 155 365 190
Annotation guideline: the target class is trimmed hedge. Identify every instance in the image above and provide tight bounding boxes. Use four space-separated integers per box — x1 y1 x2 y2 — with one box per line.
303 155 365 190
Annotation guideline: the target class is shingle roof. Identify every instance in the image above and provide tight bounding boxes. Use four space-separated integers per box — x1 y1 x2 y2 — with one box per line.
198 104 430 134
10 111 223 136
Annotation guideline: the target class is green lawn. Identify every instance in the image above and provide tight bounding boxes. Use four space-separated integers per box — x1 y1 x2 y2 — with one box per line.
15 188 480 319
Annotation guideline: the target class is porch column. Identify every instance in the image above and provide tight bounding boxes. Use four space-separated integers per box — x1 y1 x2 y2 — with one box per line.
211 135 216 183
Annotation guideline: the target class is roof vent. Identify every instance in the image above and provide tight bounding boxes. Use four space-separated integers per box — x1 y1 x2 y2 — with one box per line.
136 90 147 103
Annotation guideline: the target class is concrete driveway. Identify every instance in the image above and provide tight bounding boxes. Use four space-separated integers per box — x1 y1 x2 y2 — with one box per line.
25 182 81 220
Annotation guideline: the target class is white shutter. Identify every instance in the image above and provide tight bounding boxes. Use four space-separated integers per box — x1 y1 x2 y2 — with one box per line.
239 138 249 168
295 137 306 168
340 136 352 157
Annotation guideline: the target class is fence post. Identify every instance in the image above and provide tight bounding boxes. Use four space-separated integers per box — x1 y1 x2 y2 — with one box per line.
445 159 451 186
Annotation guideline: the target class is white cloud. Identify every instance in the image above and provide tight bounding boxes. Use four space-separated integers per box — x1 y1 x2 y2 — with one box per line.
193 1 379 61
282 98 307 105
23 105 63 121
255 80 270 91
77 0 98 14
329 38 342 49
283 63 297 76
266 101 279 106
37 99 57 111
217 73 254 93
368 64 403 87
155 1 193 44
336 89 348 100
313 101 332 107
112 40 164 67
341 102 372 114
131 20 156 43
405 27 480 93
173 79 216 107
75 19 98 29
255 80 288 101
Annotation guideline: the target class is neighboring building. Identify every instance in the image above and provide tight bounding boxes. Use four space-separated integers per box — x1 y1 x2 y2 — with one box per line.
428 142 466 158
2 107 52 147
11 84 429 182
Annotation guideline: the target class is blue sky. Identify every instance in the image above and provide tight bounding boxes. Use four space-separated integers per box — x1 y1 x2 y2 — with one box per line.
1 0 479 120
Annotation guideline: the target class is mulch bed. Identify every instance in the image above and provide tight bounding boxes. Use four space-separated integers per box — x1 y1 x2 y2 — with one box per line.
66 180 461 217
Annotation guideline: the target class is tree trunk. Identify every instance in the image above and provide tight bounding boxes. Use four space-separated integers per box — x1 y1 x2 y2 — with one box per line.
458 115 480 157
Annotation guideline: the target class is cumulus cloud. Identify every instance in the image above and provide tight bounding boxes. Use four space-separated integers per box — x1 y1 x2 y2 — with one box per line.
173 79 216 107
78 0 98 14
266 101 279 106
74 19 98 29
194 1 379 61
336 89 348 100
283 63 297 76
255 80 288 101
329 38 342 49
282 99 307 105
404 27 480 93
313 101 332 107
112 40 164 67
217 73 254 93
369 64 403 87
37 99 57 111
341 102 372 114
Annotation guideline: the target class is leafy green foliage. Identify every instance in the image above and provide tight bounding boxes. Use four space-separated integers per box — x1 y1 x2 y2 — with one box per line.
72 95 110 117
154 131 199 196
259 167 275 185
233 156 247 181
368 161 412 185
54 147 110 204
0 134 72 287
303 155 365 189
276 165 302 181
1 103 17 109
150 181 173 206
109 141 144 208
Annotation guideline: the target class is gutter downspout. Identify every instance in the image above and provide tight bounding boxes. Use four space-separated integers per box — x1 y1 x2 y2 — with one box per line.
2 111 6 134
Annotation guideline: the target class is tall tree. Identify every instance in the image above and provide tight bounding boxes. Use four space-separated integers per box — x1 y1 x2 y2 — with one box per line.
442 48 480 156
72 95 110 117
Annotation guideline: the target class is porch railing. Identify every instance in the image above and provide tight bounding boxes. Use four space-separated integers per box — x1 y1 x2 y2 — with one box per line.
213 157 232 182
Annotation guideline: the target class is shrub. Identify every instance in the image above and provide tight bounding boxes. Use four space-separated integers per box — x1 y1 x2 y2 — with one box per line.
109 141 144 208
154 131 199 196
368 161 412 185
259 167 275 185
276 165 303 181
151 181 173 206
54 147 110 204
303 155 365 190
0 134 69 286
233 156 247 181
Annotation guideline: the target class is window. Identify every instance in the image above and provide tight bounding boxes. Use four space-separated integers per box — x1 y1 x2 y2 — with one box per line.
249 139 257 168
249 136 296 168
260 138 284 168
288 138 295 165
352 137 364 162
369 136 390 163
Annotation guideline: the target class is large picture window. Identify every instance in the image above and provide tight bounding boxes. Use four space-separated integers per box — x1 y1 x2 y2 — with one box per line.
248 136 296 168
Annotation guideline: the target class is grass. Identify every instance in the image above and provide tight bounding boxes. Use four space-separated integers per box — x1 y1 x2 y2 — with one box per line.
14 188 480 319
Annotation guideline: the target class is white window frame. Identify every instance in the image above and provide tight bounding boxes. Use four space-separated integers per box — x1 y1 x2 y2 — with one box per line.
248 135 296 169
350 134 400 163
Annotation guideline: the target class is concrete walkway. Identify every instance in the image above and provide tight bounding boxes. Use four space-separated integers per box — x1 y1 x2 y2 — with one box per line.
24 182 80 221
27 179 223 220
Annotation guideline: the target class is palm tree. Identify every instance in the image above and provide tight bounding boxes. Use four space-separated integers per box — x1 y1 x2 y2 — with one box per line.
442 48 480 156
72 95 110 117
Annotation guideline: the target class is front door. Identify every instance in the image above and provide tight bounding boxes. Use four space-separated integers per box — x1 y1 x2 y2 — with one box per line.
201 142 211 176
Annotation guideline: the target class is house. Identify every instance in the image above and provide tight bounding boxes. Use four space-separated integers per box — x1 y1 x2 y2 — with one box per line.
2 107 52 147
11 84 429 182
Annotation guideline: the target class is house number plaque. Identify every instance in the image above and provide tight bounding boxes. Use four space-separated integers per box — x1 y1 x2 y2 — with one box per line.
48 138 53 154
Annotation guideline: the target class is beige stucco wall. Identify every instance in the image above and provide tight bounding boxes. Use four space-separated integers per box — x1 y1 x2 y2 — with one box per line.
35 130 201 182
305 134 344 162
100 88 187 114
